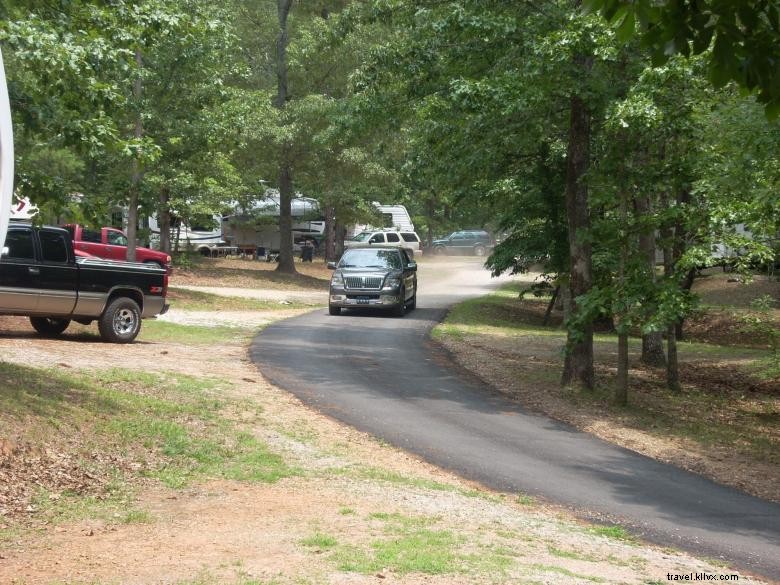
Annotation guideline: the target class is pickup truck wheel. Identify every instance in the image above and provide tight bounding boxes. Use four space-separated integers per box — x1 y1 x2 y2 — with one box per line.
328 304 341 316
30 317 71 337
98 297 141 343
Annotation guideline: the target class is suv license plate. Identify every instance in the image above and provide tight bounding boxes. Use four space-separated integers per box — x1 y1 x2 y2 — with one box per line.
356 298 370 305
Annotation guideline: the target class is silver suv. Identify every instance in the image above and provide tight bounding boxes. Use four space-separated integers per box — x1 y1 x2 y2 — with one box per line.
327 246 417 317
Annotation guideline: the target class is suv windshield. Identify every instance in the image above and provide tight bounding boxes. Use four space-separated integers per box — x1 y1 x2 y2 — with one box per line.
339 248 402 269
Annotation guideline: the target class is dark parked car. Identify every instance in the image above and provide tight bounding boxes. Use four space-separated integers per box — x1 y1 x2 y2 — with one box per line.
431 230 493 256
0 223 169 343
327 245 417 317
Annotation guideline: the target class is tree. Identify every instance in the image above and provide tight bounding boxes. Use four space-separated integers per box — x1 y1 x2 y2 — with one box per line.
585 0 780 117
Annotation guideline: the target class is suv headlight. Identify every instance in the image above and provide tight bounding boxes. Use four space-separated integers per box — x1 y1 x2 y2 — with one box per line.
331 271 344 286
384 274 401 288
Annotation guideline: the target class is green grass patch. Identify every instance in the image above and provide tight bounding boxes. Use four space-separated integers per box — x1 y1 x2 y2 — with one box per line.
139 320 255 344
586 524 635 542
169 287 321 311
301 532 339 550
316 513 513 577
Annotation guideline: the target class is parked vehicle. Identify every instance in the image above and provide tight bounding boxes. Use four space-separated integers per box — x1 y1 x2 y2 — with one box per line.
327 245 417 317
148 213 226 256
345 229 423 255
222 193 324 258
431 230 493 257
348 203 415 237
0 224 169 343
64 224 172 273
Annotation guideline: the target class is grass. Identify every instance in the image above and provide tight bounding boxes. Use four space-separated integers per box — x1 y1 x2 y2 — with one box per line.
139 320 255 344
0 363 296 524
303 512 514 578
169 287 322 311
586 524 636 542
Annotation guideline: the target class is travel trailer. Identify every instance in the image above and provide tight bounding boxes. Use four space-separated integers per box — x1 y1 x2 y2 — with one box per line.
147 214 226 256
222 193 325 258
348 203 414 237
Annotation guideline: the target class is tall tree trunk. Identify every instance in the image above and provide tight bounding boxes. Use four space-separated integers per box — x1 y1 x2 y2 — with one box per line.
277 160 295 272
673 188 693 340
561 91 594 390
158 187 171 254
324 204 336 261
274 0 296 274
127 47 143 262
615 187 629 405
661 198 681 393
635 194 666 366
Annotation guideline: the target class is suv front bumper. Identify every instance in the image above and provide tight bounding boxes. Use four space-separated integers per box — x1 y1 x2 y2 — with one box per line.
329 292 400 308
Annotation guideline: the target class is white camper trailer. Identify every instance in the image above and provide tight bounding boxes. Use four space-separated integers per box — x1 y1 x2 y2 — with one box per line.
148 214 225 256
222 193 324 258
349 203 414 237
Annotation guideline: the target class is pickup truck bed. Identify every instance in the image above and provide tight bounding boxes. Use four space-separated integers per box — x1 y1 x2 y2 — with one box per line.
0 224 169 343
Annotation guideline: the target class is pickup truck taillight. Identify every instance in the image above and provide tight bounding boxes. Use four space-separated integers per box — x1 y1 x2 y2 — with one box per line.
163 273 169 297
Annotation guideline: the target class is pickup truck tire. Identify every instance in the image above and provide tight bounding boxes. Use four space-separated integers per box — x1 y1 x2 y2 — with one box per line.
30 317 71 337
98 297 141 343
328 304 341 316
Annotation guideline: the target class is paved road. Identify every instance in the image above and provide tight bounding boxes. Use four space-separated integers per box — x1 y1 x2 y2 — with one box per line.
250 258 780 580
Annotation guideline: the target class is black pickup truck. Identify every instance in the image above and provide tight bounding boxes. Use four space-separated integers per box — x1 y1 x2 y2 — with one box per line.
0 223 169 343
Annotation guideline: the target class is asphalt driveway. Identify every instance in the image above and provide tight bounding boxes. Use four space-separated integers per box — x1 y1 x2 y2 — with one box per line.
250 257 780 580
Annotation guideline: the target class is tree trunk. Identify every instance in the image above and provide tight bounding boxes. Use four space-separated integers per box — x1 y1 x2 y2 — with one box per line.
635 194 666 366
127 46 144 262
276 161 296 272
616 332 629 405
324 204 336 262
561 91 594 390
615 185 629 405
274 0 296 275
661 202 680 393
158 187 171 254
543 286 559 326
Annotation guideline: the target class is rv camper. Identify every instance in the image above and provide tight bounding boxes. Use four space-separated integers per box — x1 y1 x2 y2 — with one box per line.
222 193 324 258
348 203 414 237
148 214 225 256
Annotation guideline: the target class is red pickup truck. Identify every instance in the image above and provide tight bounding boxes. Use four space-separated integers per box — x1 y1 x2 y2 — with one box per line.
64 224 172 273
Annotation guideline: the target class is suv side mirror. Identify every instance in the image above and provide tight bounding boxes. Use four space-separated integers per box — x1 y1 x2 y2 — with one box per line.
407 262 417 271
327 261 337 269
0 246 8 258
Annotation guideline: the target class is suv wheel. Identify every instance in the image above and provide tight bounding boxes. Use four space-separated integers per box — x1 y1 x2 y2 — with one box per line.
474 244 486 257
329 304 341 316
98 297 141 343
433 246 446 256
30 317 71 337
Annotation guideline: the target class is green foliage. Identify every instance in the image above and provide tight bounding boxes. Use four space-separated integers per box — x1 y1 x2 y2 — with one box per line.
584 0 780 118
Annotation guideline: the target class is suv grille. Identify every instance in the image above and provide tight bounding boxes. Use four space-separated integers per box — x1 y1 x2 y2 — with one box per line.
345 276 383 289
